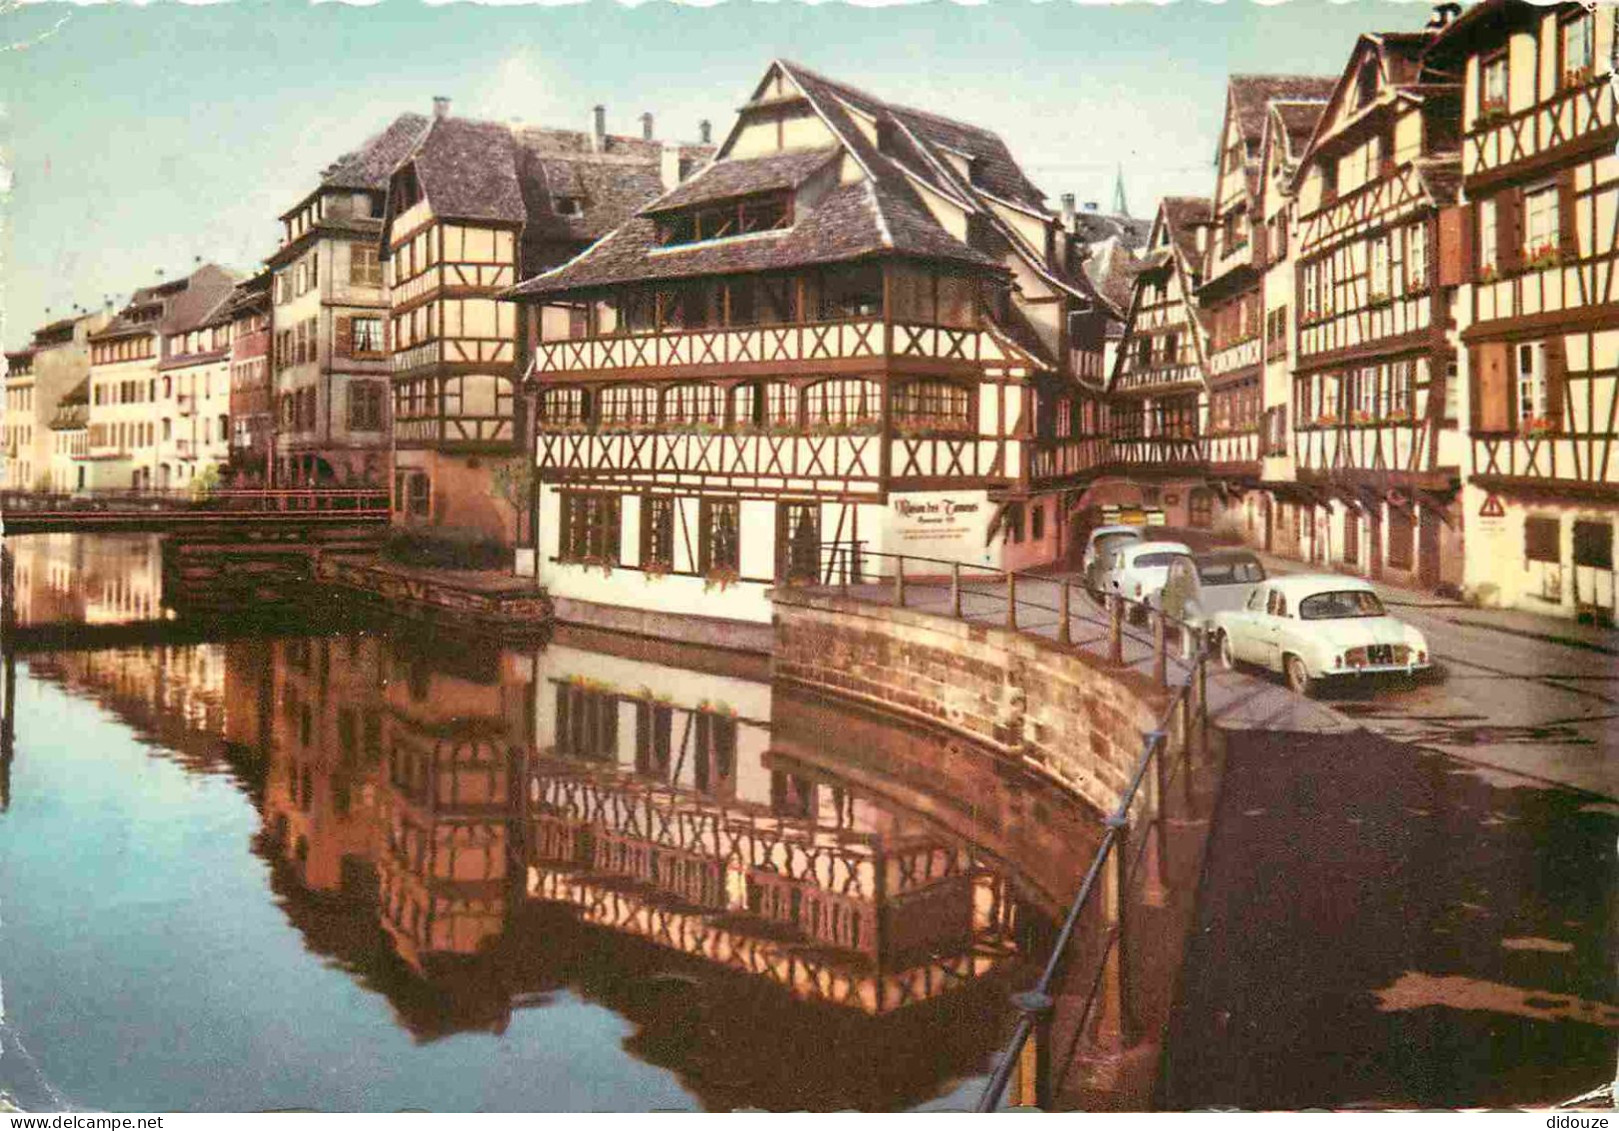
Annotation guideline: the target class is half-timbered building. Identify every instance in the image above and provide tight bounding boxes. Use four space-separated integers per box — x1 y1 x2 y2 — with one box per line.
1287 30 1469 590
269 112 428 489
1430 0 1619 622
380 100 711 549
1102 196 1213 527
509 61 1111 631
1253 95 1334 550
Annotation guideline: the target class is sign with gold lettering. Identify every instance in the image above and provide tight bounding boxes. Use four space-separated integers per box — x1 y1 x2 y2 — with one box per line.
888 490 991 559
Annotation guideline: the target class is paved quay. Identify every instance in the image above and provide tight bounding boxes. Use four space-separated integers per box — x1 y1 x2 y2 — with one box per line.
816 568 1617 1107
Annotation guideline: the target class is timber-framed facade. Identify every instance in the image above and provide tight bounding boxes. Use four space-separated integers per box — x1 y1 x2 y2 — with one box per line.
1436 0 1619 621
509 60 1111 626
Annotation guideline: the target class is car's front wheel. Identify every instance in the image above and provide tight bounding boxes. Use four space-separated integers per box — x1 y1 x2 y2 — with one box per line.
1284 654 1316 698
1219 631 1238 671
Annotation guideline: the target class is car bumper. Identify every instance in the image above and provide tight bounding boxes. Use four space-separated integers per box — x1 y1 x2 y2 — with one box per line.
1326 662 1431 677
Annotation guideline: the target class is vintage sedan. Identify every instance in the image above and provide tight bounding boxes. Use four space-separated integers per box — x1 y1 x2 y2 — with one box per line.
1155 549 1267 634
1213 574 1431 696
1081 524 1143 588
1098 540 1193 615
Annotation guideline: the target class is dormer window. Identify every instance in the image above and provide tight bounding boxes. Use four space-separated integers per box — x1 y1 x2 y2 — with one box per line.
555 196 585 218
657 191 792 246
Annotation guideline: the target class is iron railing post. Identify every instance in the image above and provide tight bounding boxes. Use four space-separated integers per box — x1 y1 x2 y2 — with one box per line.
1151 610 1167 688
1007 991 1054 1109
951 562 962 619
1006 572 1017 630
1057 580 1071 646
1108 594 1124 665
893 555 906 608
1197 633 1210 759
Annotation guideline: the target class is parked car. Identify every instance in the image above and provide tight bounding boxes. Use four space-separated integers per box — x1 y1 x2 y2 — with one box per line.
1155 550 1268 636
1213 574 1431 696
1097 540 1193 615
1081 525 1143 592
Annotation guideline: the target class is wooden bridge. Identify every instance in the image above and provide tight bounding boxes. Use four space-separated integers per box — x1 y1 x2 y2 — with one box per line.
0 488 390 535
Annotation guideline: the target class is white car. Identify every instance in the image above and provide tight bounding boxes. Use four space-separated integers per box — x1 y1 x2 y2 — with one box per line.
1213 574 1431 696
1156 549 1267 633
1099 540 1193 610
1081 524 1142 587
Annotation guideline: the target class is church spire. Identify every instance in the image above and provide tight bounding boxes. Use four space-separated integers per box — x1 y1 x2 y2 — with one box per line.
1111 164 1129 218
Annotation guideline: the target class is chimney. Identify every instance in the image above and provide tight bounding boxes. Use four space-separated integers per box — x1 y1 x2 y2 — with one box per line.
433 96 451 120
592 105 607 153
1083 201 1100 213
1060 193 1076 230
640 112 654 141
1426 1 1461 29
699 119 712 146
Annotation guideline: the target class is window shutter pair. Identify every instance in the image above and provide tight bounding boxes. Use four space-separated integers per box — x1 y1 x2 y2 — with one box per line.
1496 189 1523 274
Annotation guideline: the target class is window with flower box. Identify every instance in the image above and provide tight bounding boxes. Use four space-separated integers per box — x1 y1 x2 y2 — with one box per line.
1480 52 1509 122
1524 184 1560 268
1561 10 1594 89
891 380 970 432
541 386 590 426
700 499 740 574
559 492 621 563
599 384 659 426
664 383 726 426
641 496 675 567
804 378 879 428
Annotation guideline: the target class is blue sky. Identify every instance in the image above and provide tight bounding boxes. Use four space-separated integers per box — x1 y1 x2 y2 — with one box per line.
2 0 1431 349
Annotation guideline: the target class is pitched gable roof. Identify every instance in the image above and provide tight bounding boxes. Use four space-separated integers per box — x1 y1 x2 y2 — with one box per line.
511 60 1090 305
321 113 433 193
1160 196 1211 268
1229 75 1338 150
91 263 240 341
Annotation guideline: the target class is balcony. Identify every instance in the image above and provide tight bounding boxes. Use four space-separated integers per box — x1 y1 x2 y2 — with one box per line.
530 320 1020 379
176 393 195 416
1463 75 1617 185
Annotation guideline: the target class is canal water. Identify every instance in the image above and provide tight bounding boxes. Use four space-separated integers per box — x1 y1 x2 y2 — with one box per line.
0 533 1094 1112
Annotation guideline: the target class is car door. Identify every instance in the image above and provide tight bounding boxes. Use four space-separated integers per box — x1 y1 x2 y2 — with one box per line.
1259 588 1289 671
1229 584 1267 663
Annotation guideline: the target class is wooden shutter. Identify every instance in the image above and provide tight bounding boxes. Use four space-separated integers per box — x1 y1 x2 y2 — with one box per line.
1544 334 1568 431
1498 189 1523 274
335 316 352 360
1557 169 1579 259
1438 204 1476 286
1474 341 1512 433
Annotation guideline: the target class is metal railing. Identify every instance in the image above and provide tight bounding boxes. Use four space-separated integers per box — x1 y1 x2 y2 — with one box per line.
812 541 1211 1109
0 487 389 515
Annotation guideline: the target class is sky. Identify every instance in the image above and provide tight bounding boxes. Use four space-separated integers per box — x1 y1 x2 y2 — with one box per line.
0 0 1437 351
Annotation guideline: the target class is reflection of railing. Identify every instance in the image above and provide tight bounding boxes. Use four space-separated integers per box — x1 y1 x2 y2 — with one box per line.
811 542 1213 1110
0 487 389 514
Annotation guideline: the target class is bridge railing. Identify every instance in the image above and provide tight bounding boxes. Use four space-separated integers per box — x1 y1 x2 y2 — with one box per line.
0 487 389 515
811 541 1212 1110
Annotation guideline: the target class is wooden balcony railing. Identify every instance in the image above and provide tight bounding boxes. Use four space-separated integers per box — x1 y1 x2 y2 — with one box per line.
530 319 1011 377
1464 75 1617 182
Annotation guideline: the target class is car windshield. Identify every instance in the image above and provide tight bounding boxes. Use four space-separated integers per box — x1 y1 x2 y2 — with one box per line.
1298 590 1388 619
1132 552 1185 569
1197 557 1266 585
1095 533 1139 556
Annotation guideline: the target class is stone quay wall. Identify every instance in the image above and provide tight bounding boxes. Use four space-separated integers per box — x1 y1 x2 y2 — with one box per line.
771 589 1171 819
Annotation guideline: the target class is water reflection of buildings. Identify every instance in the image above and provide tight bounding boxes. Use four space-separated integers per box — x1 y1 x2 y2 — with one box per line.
13 617 1068 1107
527 641 1023 1016
4 533 168 628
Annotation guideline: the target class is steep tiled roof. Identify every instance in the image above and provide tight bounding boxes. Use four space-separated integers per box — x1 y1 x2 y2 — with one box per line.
642 147 841 215
510 61 1086 302
1229 75 1338 149
1413 156 1463 208
1083 238 1145 319
1271 100 1330 158
384 114 710 278
1070 210 1151 249
1161 196 1211 267
320 113 432 192
91 264 239 342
